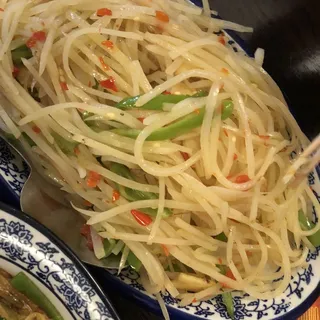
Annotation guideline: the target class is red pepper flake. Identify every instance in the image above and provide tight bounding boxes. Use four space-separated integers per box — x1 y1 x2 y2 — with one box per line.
101 40 114 48
194 108 200 115
223 129 229 137
74 146 80 155
192 298 197 303
26 31 46 48
0 8 4 12
221 68 229 75
161 244 170 257
97 8 112 17
84 200 92 206
181 152 190 161
233 153 238 160
86 171 101 188
60 81 68 91
218 35 226 46
12 66 20 78
137 117 145 123
32 125 41 134
112 189 120 202
235 174 250 184
163 90 171 95
98 56 110 71
33 31 46 41
156 10 169 23
218 258 223 264
100 77 118 92
26 38 37 48
222 268 236 288
131 210 152 226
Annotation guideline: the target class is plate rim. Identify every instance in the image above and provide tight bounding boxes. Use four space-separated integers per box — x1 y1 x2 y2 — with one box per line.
0 200 121 320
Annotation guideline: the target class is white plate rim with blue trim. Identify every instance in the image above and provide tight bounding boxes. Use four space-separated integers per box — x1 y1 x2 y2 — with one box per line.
0 200 120 320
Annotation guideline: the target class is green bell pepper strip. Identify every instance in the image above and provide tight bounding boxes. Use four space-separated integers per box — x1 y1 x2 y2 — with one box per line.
298 209 320 247
103 238 116 257
222 292 234 319
221 100 234 120
115 91 208 111
112 100 234 141
116 94 189 110
109 163 172 217
52 132 79 155
127 251 142 271
112 108 205 141
4 132 36 147
215 232 228 242
11 44 32 65
11 272 63 320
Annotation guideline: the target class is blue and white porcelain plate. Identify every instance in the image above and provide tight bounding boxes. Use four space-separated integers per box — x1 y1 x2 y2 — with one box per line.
0 199 120 320
0 136 319 320
0 25 319 320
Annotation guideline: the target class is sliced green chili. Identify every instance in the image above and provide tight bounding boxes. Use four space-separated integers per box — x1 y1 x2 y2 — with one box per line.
127 251 142 271
113 100 234 141
11 44 32 65
11 272 63 320
221 100 234 120
109 163 172 217
51 132 79 155
222 292 234 319
116 94 190 110
215 232 228 242
103 238 116 258
298 209 320 247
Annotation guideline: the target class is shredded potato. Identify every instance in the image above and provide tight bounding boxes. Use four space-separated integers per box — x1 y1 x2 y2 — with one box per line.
0 0 318 319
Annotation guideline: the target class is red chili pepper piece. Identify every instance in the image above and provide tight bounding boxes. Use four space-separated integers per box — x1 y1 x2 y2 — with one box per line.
131 210 152 226
156 10 169 23
100 77 118 92
97 8 112 17
235 174 250 184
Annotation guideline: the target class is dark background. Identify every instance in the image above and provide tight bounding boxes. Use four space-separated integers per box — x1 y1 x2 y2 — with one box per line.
91 0 320 319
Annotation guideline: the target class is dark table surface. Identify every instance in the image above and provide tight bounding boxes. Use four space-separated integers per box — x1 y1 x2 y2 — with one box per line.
88 1 320 319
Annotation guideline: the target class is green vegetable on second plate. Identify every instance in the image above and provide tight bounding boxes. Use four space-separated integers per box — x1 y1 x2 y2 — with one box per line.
11 272 63 320
222 292 234 319
112 100 234 141
109 163 172 217
298 209 320 247
216 255 234 319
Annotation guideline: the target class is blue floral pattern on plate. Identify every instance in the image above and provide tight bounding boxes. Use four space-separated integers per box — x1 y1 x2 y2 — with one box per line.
0 206 118 320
